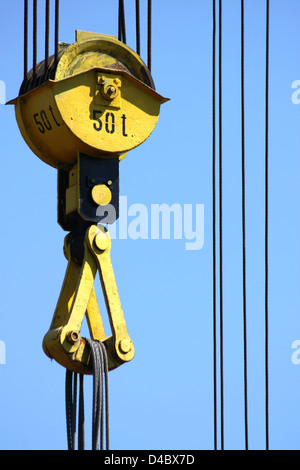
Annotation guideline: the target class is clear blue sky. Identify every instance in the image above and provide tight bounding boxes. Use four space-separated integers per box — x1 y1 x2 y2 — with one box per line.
0 0 300 450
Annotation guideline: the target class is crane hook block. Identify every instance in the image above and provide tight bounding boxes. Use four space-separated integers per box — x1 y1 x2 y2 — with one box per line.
8 31 169 170
42 224 135 374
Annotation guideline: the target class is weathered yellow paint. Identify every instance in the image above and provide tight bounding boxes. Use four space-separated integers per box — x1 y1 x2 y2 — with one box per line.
10 31 168 374
9 32 168 170
43 225 135 374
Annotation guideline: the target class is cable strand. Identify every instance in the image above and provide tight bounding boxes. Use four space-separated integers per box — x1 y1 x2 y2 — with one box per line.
218 0 224 451
118 0 126 44
55 0 59 66
212 0 218 452
78 374 85 450
135 0 141 56
265 0 270 451
45 0 50 71
24 0 28 80
147 0 152 71
33 0 37 78
241 0 249 451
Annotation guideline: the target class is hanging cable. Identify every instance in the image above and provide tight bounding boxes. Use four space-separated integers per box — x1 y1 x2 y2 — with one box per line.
55 0 60 66
147 0 152 71
24 0 28 80
65 369 78 451
264 0 270 451
78 374 85 451
240 0 249 451
218 0 224 451
135 0 141 56
118 2 121 42
118 0 126 44
45 0 50 71
86 339 110 450
33 0 37 78
212 0 224 450
65 340 109 451
65 371 85 450
212 0 218 452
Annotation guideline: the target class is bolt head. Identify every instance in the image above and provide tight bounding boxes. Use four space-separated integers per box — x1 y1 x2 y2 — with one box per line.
101 82 119 100
119 339 132 354
67 330 80 344
94 231 109 251
107 85 116 95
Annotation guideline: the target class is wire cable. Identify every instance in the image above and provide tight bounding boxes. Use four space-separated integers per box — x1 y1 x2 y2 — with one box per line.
135 0 141 56
118 1 122 42
78 374 85 450
87 339 110 450
33 0 37 78
45 0 50 71
218 0 224 451
24 0 28 80
147 0 152 71
55 0 59 66
241 0 249 451
212 0 218 452
264 0 270 451
118 0 126 44
65 369 77 450
88 340 110 450
65 340 109 451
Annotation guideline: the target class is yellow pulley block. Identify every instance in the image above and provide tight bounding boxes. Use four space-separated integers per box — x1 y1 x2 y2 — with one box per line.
9 31 168 170
9 30 169 374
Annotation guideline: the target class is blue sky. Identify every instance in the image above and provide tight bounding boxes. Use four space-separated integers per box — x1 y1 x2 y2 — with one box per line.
0 0 300 450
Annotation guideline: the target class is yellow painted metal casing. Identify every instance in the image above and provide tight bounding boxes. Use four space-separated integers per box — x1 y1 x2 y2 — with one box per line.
9 31 168 170
42 225 135 373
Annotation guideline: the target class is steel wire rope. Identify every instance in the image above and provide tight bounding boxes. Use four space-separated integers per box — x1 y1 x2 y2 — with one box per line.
78 374 85 450
147 0 152 71
24 0 28 80
65 369 78 450
241 0 249 451
90 340 102 449
264 0 270 451
212 0 224 450
135 0 141 56
55 0 59 66
118 1 151 70
218 0 224 451
45 0 50 71
118 0 127 44
101 342 110 449
33 0 37 78
65 340 109 451
86 339 110 450
212 0 218 452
